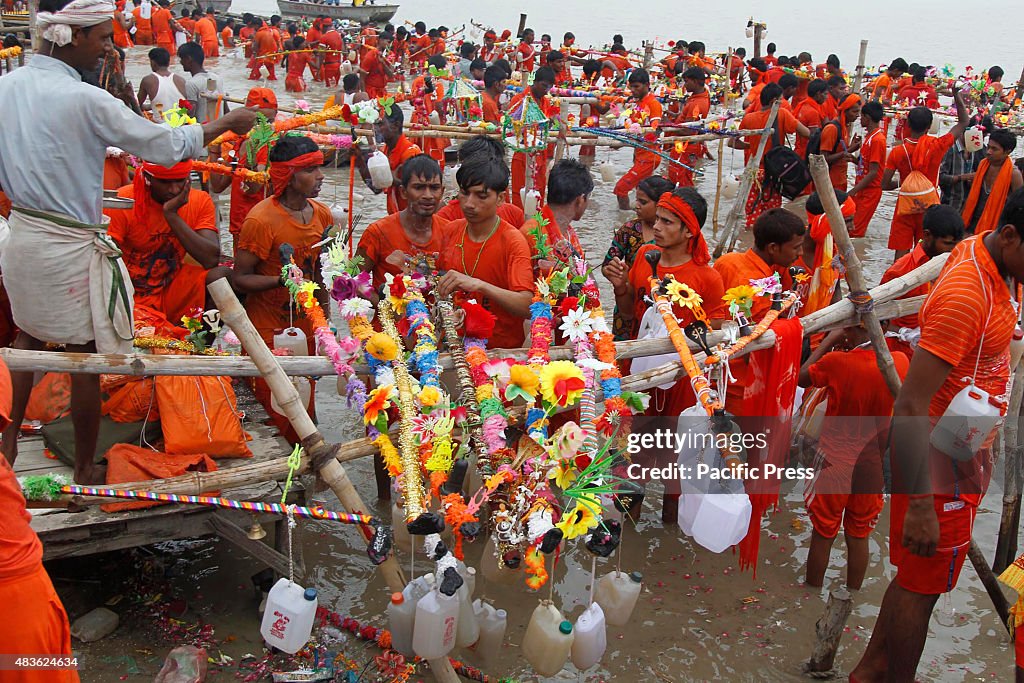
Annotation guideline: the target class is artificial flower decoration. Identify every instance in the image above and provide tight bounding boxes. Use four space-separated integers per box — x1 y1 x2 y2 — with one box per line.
665 280 702 309
297 281 319 308
552 421 585 461
793 271 811 285
559 307 594 342
539 360 586 408
557 296 579 318
481 358 513 390
461 299 497 339
722 284 758 318
506 364 540 402
340 297 372 318
365 332 399 362
363 385 394 427
555 500 599 539
330 269 373 302
549 459 577 489
293 99 311 112
749 272 783 295
418 385 440 407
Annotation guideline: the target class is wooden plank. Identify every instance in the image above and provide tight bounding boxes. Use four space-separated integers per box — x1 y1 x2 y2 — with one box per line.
208 512 291 577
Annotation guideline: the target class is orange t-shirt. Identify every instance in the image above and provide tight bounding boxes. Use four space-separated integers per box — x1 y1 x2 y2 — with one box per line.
411 35 431 62
194 16 217 45
627 92 663 163
384 136 423 214
628 244 726 336
103 156 130 191
357 213 447 289
236 197 331 345
132 7 152 34
437 218 534 349
795 98 824 157
105 184 216 302
516 41 536 71
856 127 886 189
253 27 276 58
435 198 525 227
321 30 343 65
481 91 501 123
601 55 631 79
880 242 930 329
673 89 711 154
151 7 172 43
739 107 799 165
819 123 850 190
870 73 893 103
886 133 957 236
221 26 233 47
179 17 195 34
809 347 909 466
916 236 1016 503
361 48 387 89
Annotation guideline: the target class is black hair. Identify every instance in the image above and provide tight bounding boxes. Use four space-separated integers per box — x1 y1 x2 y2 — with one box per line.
760 83 783 106
673 61 688 77
990 128 1017 154
492 58 513 78
541 34 551 41
670 187 708 227
401 153 442 187
1003 189 1024 239
681 66 706 81
458 134 505 163
748 57 767 73
861 100 884 123
459 41 475 58
826 75 845 89
343 73 359 90
177 41 204 65
753 208 806 249
922 204 965 241
613 33 623 44
688 41 705 55
778 74 799 90
909 64 926 83
798 51 812 63
735 47 746 57
484 64 506 89
889 57 908 73
293 36 306 49
582 59 600 77
414 21 426 32
438 25 449 34
628 68 650 85
269 135 320 163
470 58 486 73
807 79 828 98
381 104 404 127
521 27 534 39
906 106 933 134
148 47 171 68
547 158 594 205
637 175 675 202
397 26 408 37
428 28 439 38
766 42 776 54
805 189 848 216
989 65 1005 81
826 54 840 69
564 32 575 41
456 156 509 193
546 50 565 64
534 66 556 85
427 54 446 70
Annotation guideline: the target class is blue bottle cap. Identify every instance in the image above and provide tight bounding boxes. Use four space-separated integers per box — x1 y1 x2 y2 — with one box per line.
304 587 318 601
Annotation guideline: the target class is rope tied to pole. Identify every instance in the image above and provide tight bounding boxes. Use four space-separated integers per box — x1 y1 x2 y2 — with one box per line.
848 290 875 315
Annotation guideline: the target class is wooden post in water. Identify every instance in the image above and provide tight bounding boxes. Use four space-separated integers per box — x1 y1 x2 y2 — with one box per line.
1014 64 1024 104
642 41 654 69
517 13 527 38
804 588 853 676
852 40 869 93
752 22 764 58
995 361 1024 573
714 100 779 257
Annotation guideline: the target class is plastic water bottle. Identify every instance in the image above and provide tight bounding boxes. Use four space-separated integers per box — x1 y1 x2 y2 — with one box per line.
599 160 616 183
388 592 416 658
273 327 308 357
521 601 574 676
594 571 642 627
413 587 459 659
259 579 318 654
930 384 1005 461
473 600 507 662
455 567 480 647
571 602 607 670
366 150 394 188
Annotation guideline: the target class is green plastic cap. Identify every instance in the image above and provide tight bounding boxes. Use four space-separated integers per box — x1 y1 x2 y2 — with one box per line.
559 620 573 635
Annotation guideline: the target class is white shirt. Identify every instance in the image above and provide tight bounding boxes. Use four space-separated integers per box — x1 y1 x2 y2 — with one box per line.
183 69 224 124
0 55 204 224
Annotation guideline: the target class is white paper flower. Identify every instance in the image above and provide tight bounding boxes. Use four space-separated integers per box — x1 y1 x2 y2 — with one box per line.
340 297 372 318
577 358 615 371
559 307 594 342
375 366 396 388
589 314 610 334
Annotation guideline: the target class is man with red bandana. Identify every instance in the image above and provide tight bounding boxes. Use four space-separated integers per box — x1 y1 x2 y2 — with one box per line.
105 159 225 333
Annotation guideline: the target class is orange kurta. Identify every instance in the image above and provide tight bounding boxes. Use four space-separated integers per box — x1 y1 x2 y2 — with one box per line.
132 7 153 44
195 15 219 57
357 213 447 289
434 198 525 228
437 218 534 349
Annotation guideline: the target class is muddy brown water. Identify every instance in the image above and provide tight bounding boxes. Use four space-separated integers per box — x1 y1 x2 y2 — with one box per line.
47 50 1020 682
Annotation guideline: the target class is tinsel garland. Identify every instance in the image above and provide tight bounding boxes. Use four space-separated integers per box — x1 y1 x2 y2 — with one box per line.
133 335 231 356
189 160 268 184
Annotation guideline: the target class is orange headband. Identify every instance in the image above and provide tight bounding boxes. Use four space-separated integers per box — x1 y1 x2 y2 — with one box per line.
134 160 193 224
838 93 861 113
658 192 709 266
269 150 325 197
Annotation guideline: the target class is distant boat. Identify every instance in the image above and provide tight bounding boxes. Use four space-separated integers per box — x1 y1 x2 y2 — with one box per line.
179 0 232 14
275 1 399 24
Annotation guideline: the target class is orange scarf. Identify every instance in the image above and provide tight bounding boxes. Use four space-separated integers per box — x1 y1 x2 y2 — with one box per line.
961 158 1014 235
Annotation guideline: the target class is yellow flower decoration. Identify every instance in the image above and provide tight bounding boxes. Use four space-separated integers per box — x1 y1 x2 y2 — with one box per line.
538 360 586 408
556 501 599 540
365 332 398 361
348 316 373 340
722 284 758 316
666 279 702 309
418 385 440 407
374 433 402 475
507 364 540 399
298 281 319 308
548 460 577 489
476 382 496 403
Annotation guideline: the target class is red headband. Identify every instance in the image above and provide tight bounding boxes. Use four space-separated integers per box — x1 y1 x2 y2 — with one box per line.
134 160 193 223
658 192 709 266
269 150 325 197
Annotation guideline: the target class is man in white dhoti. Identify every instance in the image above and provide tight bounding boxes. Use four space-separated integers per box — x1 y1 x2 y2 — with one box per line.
0 0 265 483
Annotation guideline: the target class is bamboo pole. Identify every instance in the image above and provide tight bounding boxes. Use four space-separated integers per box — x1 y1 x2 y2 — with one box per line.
995 359 1024 573
206 278 407 597
804 588 853 676
808 154 902 396
852 40 869 94
968 540 1011 634
714 99 780 257
711 137 725 238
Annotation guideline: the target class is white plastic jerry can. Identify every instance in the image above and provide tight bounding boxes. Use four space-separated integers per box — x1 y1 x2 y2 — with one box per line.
387 591 416 657
570 602 607 670
594 570 642 627
412 587 459 659
521 601 574 676
366 149 394 188
930 383 1004 461
259 578 318 654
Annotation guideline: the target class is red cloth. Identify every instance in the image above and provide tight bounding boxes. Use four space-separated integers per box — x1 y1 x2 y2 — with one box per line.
890 493 974 593
0 565 79 682
736 317 803 573
269 150 324 197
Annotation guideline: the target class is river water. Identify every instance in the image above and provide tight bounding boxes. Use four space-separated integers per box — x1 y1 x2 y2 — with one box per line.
56 10 1024 679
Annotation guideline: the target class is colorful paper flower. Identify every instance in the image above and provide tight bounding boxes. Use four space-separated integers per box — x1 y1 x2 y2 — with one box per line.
363 385 393 425
555 501 599 539
549 460 577 489
506 364 540 402
723 285 758 317
418 385 440 407
365 332 398 361
666 280 702 309
539 360 586 407
559 307 594 342
340 297 372 318
749 273 782 295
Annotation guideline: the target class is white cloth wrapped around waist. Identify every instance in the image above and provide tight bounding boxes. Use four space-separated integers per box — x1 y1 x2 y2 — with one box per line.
2 207 134 353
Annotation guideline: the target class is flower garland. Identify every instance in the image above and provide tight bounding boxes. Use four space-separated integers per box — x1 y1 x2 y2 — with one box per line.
133 335 231 356
0 46 23 60
190 160 269 184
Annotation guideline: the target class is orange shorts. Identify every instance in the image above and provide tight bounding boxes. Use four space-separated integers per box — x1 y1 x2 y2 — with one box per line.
890 493 975 594
852 187 882 238
0 566 79 683
613 156 660 197
806 491 884 539
887 213 924 251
